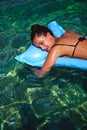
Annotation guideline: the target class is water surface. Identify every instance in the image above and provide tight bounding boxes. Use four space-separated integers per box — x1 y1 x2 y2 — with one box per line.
0 0 87 130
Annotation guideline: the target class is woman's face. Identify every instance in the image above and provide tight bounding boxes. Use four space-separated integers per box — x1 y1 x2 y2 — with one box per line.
33 33 55 51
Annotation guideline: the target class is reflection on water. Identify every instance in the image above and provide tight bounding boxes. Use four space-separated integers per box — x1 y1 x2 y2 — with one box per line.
0 0 87 130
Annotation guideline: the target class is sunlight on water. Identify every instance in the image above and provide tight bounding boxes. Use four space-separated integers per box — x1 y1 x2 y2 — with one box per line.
0 0 87 130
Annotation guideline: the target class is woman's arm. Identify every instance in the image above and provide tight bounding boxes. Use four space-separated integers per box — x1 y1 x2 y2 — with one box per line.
33 47 62 77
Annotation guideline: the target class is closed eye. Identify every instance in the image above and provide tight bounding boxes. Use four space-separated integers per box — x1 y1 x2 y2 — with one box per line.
36 42 43 47
40 42 43 46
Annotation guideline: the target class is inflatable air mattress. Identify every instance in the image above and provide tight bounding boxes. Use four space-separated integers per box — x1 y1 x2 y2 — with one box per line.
15 21 87 70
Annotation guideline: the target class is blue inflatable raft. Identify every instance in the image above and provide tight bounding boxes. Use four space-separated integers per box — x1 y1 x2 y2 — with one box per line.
15 21 87 70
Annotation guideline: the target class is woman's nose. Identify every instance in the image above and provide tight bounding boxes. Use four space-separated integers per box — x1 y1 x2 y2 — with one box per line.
41 45 46 50
39 44 45 50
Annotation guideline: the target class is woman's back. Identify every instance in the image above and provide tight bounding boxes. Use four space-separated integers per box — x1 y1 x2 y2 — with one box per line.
54 30 87 59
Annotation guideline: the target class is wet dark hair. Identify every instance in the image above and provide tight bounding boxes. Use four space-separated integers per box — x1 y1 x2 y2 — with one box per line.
30 24 54 42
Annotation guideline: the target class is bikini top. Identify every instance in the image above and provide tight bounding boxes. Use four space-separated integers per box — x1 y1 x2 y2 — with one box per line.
52 36 86 58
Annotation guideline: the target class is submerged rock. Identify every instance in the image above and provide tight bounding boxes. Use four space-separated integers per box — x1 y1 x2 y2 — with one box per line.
26 83 87 129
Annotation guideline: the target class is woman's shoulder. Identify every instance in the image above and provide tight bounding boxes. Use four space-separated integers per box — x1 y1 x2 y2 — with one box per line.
65 29 82 38
65 29 75 34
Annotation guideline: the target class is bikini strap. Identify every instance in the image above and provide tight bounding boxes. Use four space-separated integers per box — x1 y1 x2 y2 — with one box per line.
52 36 86 58
71 36 86 57
52 43 74 48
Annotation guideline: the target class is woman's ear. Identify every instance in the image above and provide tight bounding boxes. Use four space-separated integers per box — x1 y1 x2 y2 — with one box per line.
46 32 50 36
44 32 50 37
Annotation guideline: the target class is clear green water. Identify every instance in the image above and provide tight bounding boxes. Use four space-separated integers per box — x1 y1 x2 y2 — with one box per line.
0 0 87 130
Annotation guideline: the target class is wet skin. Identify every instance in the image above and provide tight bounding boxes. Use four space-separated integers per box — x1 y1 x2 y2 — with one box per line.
32 30 87 77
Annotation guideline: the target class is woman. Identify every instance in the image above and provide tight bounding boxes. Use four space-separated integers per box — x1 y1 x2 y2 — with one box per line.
30 24 87 77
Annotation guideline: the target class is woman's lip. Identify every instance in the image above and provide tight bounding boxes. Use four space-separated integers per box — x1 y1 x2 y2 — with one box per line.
45 48 49 51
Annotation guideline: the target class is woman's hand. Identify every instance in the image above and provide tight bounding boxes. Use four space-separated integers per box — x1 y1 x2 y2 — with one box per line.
32 68 45 78
26 65 45 78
